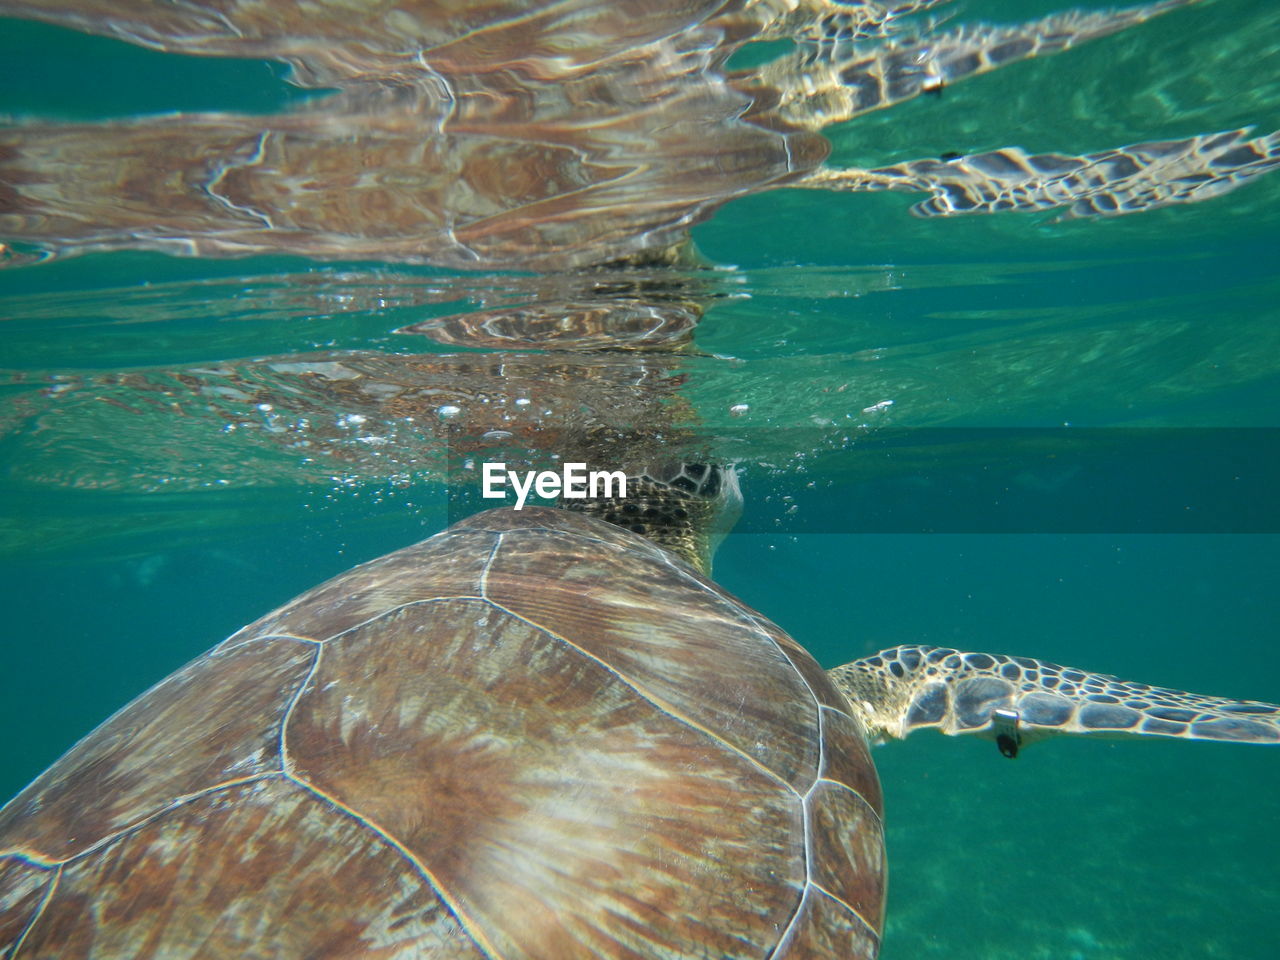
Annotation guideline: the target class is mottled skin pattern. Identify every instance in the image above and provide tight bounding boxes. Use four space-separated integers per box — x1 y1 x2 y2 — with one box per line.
830 644 1280 749
566 462 742 574
2 504 1279 957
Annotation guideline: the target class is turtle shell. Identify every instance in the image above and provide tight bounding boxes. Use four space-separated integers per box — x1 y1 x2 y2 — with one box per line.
0 508 885 959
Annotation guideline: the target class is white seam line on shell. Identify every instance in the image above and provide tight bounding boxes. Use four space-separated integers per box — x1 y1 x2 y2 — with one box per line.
243 597 488 653
812 881 881 941
8 862 61 960
765 700 824 960
766 883 810 960
511 522 831 946
654 551 826 723
486 599 803 799
219 523 469 647
14 773 279 871
816 705 883 828
795 702 825 946
282 774 507 960
278 643 324 778
650 551 831 955
0 635 321 828
813 775 883 826
247 575 499 955
0 849 58 869
653 551 829 777
216 632 322 656
502 527 617 547
479 531 503 601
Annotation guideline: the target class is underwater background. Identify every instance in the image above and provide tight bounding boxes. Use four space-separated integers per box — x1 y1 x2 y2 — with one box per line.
1 1 1278 958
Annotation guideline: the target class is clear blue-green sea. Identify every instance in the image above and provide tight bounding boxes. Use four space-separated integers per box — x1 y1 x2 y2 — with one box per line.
2 2 1278 958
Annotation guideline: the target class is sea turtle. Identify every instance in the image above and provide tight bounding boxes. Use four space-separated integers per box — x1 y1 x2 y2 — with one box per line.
1 468 1276 958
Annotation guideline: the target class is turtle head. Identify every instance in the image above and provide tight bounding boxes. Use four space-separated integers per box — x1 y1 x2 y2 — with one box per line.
565 462 741 575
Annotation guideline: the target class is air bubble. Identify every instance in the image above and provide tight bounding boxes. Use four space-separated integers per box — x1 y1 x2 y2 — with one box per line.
730 403 749 416
437 404 462 420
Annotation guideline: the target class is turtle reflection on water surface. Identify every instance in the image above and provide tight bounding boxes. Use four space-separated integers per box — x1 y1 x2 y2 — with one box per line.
1 0 1277 268
1 468 1276 959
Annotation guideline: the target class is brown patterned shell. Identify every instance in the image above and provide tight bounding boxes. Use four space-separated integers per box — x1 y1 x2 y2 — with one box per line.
0 507 885 960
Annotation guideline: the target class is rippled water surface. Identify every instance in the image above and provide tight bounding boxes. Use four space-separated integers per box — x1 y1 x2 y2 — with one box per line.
1 1 1278 958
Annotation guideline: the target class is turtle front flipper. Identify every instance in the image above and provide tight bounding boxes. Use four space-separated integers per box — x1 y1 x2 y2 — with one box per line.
829 644 1280 755
814 127 1280 219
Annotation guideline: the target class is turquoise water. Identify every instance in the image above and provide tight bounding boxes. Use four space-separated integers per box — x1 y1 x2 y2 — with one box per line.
2 2 1279 959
